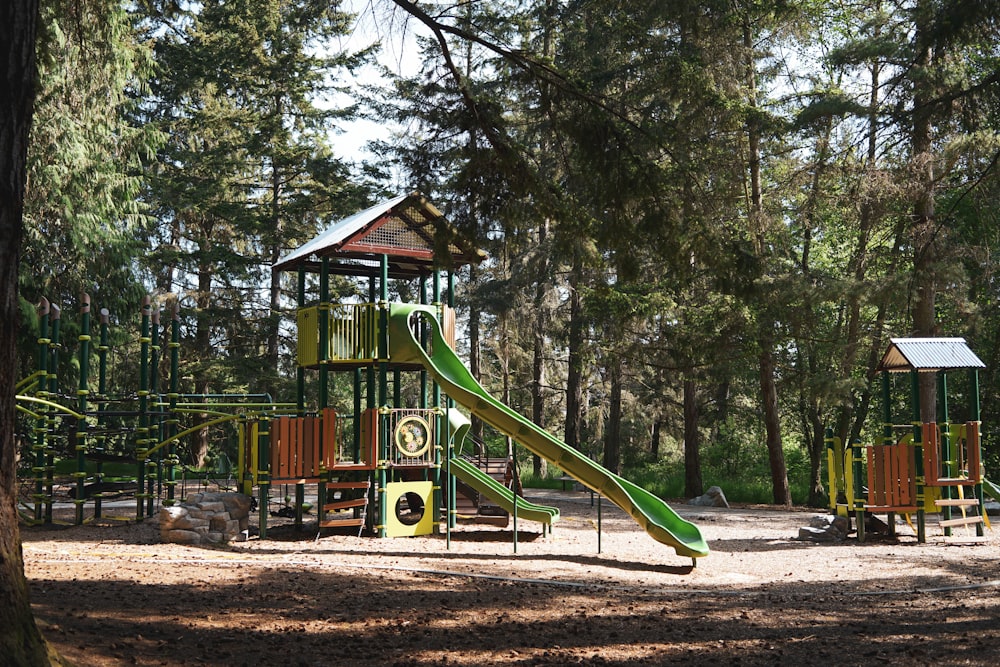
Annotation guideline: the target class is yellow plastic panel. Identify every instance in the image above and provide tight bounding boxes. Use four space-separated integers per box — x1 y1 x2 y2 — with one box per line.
297 307 319 367
384 481 435 537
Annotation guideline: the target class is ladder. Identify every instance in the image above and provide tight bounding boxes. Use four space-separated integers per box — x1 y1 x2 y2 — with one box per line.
935 492 986 543
318 477 370 537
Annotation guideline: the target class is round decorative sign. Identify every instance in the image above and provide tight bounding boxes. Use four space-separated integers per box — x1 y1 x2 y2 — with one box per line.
394 415 430 458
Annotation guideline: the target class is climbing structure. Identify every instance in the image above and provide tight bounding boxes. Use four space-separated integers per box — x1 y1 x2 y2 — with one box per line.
17 295 281 526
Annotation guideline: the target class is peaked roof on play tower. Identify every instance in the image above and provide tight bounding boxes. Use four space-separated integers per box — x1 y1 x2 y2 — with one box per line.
273 192 485 278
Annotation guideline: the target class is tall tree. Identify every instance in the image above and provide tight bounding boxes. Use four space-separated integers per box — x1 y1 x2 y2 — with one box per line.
1 0 58 663
143 0 368 463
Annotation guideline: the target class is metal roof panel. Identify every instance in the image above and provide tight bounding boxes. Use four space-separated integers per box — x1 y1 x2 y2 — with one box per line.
877 338 985 372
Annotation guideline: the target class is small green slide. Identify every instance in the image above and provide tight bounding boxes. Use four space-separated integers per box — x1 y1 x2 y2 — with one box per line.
984 477 1000 503
448 457 561 525
389 303 709 559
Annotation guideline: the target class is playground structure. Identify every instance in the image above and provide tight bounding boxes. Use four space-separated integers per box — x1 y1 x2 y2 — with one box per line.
15 192 708 562
15 294 289 526
264 192 706 559
827 337 992 542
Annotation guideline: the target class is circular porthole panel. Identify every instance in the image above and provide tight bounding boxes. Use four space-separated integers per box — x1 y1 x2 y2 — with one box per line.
394 415 431 458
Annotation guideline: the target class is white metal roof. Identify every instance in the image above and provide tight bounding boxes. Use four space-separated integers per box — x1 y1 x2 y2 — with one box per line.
877 338 985 372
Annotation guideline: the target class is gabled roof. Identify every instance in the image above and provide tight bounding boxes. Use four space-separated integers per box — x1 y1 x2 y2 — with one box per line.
877 338 985 372
273 192 485 277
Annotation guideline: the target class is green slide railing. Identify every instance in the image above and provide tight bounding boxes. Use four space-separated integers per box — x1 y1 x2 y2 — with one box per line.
389 303 708 560
449 456 560 525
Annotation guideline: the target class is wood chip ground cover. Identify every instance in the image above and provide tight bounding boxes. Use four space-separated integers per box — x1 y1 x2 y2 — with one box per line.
22 490 1000 665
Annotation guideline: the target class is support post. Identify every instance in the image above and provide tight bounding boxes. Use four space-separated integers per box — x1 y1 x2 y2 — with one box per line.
33 299 50 523
911 369 926 542
136 296 151 521
74 294 91 525
95 307 109 518
46 304 61 524
971 368 984 536
296 267 306 415
319 259 330 409
165 304 180 505
938 372 952 535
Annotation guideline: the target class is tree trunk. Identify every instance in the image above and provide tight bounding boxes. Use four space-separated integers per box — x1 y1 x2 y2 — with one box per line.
650 418 661 459
743 13 789 506
683 378 703 498
760 334 791 505
468 265 484 444
531 221 550 477
564 258 584 450
191 259 213 467
911 2 938 422
806 399 827 507
1 1 63 663
602 355 622 474
265 144 283 398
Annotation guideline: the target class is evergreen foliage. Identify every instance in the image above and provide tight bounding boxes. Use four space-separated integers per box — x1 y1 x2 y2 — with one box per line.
14 0 1000 500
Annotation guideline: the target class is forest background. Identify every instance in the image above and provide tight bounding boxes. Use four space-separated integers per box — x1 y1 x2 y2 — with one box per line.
14 0 1000 513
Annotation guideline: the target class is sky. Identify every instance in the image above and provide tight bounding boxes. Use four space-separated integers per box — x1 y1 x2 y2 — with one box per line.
331 0 424 164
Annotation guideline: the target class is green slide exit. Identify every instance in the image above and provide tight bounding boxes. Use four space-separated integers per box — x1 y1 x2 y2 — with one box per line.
389 303 709 560
448 457 560 525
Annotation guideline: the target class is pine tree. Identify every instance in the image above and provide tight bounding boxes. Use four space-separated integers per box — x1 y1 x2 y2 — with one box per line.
141 0 370 463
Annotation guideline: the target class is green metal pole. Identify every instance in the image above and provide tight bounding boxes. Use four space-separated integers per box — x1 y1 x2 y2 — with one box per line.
444 272 457 534
938 371 952 535
137 296 151 521
377 258 390 538
74 294 92 525
971 368 984 536
165 304 180 505
95 307 109 519
46 303 61 524
259 416 270 539
353 368 362 462
911 369 925 543
319 259 330 409
148 306 161 516
33 299 50 522
297 267 306 415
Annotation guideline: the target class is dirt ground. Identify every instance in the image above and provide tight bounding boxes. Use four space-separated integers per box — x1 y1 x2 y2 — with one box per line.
20 489 1000 666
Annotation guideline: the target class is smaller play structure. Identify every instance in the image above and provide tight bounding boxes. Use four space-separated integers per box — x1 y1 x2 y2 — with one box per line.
827 337 992 542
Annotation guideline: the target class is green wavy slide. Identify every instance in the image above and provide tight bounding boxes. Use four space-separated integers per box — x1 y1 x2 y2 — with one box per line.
448 457 561 525
389 303 709 560
984 477 1000 503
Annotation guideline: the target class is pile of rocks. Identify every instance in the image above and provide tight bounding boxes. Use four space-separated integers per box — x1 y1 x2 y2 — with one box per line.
159 492 252 545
